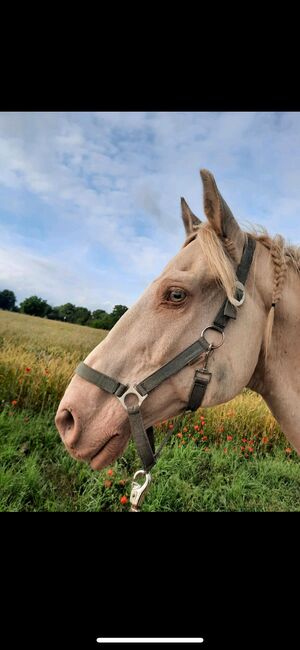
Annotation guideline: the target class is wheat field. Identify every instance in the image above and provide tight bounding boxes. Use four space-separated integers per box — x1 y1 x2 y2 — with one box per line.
0 309 280 434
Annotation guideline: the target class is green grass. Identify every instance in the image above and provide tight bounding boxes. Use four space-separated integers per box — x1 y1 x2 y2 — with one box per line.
1 405 299 512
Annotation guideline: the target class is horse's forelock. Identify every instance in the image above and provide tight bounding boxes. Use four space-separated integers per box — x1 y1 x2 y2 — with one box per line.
182 224 239 306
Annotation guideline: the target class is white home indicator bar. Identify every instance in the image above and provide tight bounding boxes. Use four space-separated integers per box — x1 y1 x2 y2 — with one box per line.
97 640 204 644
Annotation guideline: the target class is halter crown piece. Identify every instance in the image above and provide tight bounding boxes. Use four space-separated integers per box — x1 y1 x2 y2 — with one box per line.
75 236 256 511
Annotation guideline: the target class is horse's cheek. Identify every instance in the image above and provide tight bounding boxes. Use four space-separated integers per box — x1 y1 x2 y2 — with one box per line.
215 364 227 383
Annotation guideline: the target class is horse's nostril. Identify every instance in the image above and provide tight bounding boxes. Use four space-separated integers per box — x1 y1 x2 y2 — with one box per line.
56 408 76 439
63 409 75 432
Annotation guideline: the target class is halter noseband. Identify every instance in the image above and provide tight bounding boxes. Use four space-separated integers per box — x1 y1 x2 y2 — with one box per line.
75 236 256 507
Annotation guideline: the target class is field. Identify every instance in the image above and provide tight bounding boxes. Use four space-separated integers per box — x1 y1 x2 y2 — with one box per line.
0 309 299 511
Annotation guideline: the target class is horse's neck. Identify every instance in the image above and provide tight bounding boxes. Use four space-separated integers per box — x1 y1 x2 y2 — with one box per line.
248 272 300 452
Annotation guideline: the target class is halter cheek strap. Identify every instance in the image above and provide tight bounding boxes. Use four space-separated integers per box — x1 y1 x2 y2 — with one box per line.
75 235 256 475
187 235 256 413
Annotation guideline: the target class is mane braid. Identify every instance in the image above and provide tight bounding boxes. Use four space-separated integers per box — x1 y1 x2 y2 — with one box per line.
188 223 300 357
249 227 300 275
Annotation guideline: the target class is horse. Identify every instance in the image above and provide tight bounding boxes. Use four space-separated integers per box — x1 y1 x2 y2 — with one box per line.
55 169 300 499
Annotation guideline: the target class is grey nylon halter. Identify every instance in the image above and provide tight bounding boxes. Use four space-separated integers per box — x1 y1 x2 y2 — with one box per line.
75 236 256 507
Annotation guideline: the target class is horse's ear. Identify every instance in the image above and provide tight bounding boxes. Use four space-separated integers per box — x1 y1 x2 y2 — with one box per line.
200 169 245 252
181 197 202 236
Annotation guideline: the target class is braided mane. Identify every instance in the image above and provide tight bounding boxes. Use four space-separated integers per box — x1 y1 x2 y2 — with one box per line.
183 223 300 356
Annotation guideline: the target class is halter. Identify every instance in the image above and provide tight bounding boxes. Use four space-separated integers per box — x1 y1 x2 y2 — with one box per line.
75 235 256 510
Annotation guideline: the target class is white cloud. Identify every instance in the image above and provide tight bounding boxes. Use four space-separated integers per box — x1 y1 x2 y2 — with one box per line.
1 112 300 309
0 237 139 311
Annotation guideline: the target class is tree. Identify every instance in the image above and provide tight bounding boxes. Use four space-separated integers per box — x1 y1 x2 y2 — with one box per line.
20 296 51 317
0 289 16 311
73 307 91 325
91 309 107 320
57 303 76 322
89 312 113 330
110 304 128 326
47 306 62 321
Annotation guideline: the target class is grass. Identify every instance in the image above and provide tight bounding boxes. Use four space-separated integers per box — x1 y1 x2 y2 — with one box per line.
0 406 299 512
1 309 299 512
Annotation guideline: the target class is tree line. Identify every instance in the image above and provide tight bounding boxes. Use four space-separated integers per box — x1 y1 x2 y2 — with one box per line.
0 289 128 330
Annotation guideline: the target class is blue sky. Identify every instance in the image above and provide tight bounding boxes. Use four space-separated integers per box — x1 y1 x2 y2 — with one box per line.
1 111 300 311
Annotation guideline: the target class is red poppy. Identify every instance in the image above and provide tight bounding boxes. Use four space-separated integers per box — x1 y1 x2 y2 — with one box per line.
177 432 183 439
248 447 254 453
194 425 199 431
168 424 174 430
227 435 233 441
262 437 269 444
201 435 207 441
120 496 128 505
285 448 292 454
242 438 247 443
25 367 31 373
11 400 17 406
107 469 114 477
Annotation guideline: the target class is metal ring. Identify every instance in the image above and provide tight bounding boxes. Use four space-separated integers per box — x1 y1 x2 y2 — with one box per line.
201 326 225 349
116 385 148 411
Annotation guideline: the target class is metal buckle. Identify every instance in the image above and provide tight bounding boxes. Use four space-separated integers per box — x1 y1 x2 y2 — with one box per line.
130 470 152 512
194 368 212 384
234 280 245 306
201 326 225 349
194 342 213 384
116 385 148 411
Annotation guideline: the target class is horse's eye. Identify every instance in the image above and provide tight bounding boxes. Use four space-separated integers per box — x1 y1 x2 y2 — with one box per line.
168 288 187 303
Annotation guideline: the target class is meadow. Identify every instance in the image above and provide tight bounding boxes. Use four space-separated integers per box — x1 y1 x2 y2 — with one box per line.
0 309 299 511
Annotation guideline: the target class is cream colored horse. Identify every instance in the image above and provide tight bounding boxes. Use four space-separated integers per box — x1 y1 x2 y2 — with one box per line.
56 169 300 471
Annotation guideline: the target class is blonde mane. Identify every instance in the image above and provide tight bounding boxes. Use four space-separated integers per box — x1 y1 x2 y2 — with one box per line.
251 228 300 275
184 223 300 356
